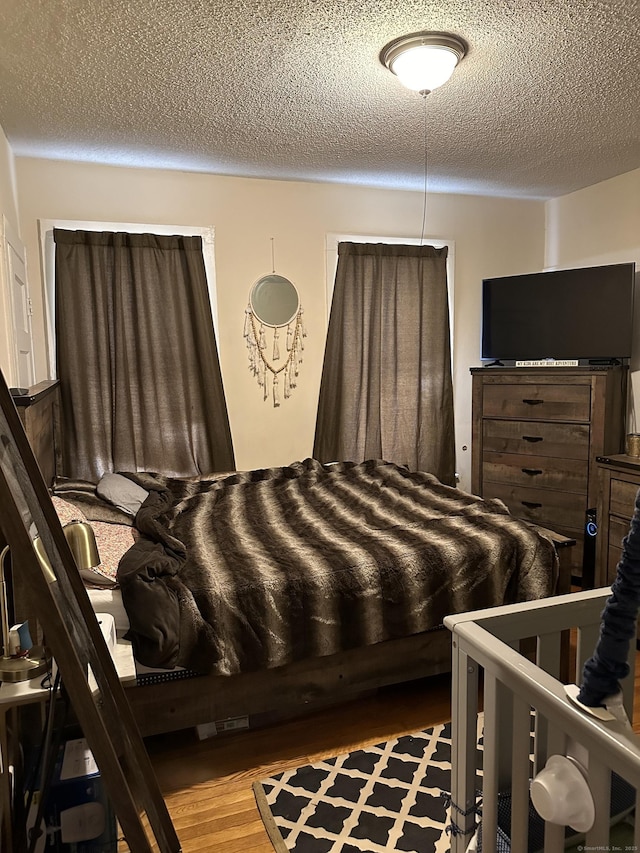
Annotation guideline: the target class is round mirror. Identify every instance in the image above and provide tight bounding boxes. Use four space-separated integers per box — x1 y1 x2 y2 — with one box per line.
250 274 300 327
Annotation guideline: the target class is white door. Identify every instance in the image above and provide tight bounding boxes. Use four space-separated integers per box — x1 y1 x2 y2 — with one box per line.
4 217 34 388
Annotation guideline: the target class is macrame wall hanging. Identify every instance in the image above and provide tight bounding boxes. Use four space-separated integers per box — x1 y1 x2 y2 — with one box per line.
243 254 307 407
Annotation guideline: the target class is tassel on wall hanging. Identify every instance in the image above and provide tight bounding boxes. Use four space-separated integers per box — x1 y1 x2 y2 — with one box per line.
243 270 306 407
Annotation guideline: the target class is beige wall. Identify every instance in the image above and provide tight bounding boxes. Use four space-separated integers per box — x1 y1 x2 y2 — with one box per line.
14 156 546 488
6 148 640 491
0 125 21 384
546 168 640 431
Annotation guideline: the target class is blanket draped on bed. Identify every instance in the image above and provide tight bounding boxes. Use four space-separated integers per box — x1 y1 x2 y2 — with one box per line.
116 459 558 675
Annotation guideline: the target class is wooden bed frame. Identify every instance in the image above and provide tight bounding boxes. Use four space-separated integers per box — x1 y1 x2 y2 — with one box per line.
6 380 575 737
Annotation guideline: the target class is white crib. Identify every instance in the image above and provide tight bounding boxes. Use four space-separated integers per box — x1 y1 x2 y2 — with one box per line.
444 588 640 852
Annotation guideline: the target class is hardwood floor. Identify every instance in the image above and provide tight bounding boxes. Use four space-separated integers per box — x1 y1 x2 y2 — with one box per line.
125 675 451 852
119 654 640 852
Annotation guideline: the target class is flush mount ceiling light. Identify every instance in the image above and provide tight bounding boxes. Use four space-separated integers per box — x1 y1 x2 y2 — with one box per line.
380 31 466 94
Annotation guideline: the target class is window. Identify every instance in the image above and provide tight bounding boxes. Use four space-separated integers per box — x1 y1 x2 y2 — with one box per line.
51 227 234 479
315 238 456 481
39 219 217 377
325 232 454 341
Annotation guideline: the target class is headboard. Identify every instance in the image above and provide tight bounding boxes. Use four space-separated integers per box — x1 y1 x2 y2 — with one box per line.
11 379 60 488
4 380 60 627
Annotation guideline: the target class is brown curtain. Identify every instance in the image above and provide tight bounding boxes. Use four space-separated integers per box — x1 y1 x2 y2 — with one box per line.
54 229 235 481
313 242 455 485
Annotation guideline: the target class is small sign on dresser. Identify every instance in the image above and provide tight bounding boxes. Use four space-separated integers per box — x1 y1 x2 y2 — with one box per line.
515 359 579 367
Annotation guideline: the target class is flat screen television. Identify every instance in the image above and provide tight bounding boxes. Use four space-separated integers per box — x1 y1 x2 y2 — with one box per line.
481 263 636 362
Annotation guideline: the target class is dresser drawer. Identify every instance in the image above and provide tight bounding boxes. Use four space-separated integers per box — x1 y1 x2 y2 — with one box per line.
482 452 588 494
482 383 591 422
610 478 640 519
482 419 590 461
483 482 588 530
609 515 630 548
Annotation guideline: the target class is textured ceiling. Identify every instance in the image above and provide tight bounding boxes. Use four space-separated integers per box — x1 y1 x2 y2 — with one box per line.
0 0 639 199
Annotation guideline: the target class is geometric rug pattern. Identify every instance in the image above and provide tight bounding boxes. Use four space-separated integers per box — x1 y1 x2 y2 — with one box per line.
254 714 636 853
253 718 484 853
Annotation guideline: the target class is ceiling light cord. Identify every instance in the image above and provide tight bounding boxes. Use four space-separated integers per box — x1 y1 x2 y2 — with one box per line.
379 30 465 244
420 92 428 245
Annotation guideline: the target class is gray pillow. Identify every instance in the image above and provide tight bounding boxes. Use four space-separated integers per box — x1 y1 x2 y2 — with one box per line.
96 473 149 516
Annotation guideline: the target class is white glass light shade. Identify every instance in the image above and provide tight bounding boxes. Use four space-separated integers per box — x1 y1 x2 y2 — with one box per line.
380 32 466 94
390 45 459 92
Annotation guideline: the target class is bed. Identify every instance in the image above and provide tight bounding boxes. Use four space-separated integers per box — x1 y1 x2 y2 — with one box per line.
9 381 574 737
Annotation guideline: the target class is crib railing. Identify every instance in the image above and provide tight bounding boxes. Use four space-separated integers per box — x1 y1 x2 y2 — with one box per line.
444 588 640 853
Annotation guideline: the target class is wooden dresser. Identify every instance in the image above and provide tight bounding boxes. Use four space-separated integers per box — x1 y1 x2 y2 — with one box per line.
594 454 640 587
471 366 627 582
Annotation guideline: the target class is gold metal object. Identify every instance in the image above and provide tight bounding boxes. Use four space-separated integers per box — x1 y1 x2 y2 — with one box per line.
0 545 49 681
626 434 640 457
0 646 49 683
1 523 100 682
33 521 100 584
61 521 101 572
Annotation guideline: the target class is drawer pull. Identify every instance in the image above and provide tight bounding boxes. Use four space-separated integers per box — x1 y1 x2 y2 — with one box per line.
522 435 544 443
521 467 543 476
521 500 543 509
522 398 544 405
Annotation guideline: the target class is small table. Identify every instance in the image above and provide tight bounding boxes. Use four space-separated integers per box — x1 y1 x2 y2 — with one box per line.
0 636 136 851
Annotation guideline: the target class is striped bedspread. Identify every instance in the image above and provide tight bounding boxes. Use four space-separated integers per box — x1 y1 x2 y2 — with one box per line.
116 459 559 675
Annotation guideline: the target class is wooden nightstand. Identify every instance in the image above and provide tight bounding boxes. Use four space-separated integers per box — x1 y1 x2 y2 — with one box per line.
595 454 640 587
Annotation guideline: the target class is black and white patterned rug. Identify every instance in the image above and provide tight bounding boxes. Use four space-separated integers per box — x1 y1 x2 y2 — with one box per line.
253 718 483 853
253 714 637 853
